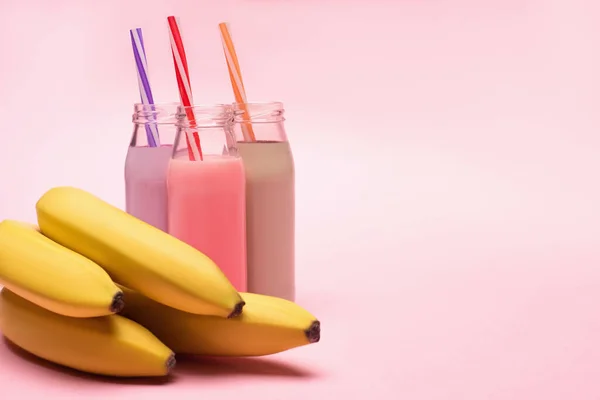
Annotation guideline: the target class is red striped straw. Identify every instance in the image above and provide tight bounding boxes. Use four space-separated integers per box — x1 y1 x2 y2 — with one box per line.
167 16 203 161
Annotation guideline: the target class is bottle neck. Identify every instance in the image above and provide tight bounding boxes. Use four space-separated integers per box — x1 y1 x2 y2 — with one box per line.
232 102 287 143
175 104 233 129
132 103 179 125
130 103 180 147
173 105 236 158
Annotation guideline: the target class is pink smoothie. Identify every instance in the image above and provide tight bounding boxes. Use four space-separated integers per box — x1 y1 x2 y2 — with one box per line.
124 145 172 232
167 155 247 291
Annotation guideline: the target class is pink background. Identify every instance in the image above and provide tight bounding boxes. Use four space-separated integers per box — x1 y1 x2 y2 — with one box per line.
1 0 600 398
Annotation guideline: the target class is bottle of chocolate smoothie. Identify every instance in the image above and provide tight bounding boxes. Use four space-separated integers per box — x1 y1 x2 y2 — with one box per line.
232 102 295 301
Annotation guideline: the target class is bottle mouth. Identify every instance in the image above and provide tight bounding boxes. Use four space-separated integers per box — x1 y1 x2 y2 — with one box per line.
233 101 284 108
232 101 285 123
175 104 234 128
132 103 180 125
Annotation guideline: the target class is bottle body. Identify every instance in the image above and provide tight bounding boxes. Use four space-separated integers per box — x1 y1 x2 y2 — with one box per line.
167 105 247 292
124 104 178 232
233 102 295 301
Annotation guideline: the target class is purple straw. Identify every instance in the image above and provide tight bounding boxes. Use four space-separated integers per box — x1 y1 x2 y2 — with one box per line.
130 28 160 147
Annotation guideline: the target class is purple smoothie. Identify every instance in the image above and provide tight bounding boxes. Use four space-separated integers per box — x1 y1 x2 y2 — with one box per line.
124 145 173 231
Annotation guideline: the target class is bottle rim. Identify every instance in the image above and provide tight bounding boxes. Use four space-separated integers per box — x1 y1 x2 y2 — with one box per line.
232 101 285 123
175 104 234 128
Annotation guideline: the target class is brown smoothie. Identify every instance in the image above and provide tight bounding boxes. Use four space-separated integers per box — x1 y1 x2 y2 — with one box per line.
237 140 295 301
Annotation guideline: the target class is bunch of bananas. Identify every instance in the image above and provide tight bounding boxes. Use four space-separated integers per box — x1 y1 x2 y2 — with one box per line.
0 186 320 378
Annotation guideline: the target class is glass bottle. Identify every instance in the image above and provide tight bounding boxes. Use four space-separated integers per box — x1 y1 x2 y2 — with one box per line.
232 102 295 301
167 104 247 292
124 103 178 232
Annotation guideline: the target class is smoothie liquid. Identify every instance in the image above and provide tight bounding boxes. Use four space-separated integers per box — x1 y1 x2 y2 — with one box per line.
124 145 172 231
237 141 295 301
167 154 247 291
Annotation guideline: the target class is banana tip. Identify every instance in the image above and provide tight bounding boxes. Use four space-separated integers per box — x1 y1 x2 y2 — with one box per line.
305 320 321 343
227 301 246 318
109 291 125 314
166 353 177 373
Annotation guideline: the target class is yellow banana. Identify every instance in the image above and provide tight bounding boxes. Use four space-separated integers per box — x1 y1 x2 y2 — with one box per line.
0 219 123 317
35 186 244 318
120 286 321 357
0 287 175 377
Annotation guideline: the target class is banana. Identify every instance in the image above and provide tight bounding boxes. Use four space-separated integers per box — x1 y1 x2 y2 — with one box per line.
35 186 244 318
0 287 175 377
120 286 321 357
0 219 123 318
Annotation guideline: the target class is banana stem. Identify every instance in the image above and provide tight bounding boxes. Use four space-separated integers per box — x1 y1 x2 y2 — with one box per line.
305 320 321 343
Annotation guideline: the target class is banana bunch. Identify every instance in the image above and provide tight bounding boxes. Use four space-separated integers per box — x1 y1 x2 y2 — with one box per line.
0 186 320 378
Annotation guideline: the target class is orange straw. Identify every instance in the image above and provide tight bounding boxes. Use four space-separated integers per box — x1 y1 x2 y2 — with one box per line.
168 16 203 161
218 22 256 142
